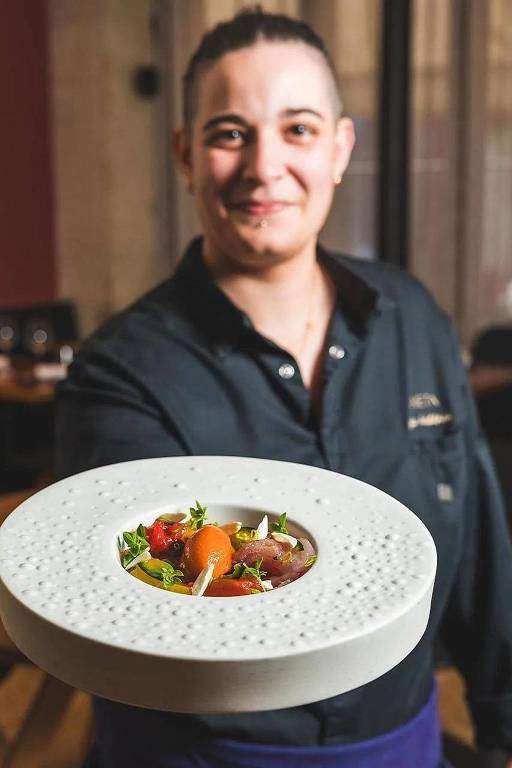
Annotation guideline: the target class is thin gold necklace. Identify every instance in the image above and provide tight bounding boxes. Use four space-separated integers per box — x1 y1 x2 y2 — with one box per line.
297 265 322 358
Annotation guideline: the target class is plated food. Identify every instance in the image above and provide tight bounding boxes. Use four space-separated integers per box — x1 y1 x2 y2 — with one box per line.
119 502 317 596
0 455 437 712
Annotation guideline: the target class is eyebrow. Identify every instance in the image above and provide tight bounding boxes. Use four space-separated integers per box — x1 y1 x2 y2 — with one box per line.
202 108 325 133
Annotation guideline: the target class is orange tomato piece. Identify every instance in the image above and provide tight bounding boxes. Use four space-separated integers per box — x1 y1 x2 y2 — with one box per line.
181 524 233 579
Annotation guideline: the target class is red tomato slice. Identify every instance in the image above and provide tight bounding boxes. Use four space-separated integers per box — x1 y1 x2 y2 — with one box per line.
145 521 186 556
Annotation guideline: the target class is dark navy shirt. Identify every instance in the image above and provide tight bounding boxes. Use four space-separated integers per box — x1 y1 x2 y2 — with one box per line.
56 237 512 753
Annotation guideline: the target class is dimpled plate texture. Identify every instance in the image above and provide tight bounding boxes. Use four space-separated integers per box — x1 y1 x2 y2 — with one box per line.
0 456 436 713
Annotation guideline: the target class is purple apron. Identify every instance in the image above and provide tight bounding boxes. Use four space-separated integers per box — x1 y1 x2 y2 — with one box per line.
91 682 441 768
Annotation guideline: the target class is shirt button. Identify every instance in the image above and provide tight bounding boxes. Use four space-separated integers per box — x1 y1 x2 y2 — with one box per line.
278 363 295 380
328 344 346 360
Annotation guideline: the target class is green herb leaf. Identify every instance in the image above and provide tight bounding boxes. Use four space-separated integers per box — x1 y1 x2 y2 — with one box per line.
229 563 245 579
123 527 148 555
271 512 289 534
141 560 184 588
121 548 149 569
295 540 304 551
189 500 208 530
121 551 134 569
225 559 267 584
305 555 317 567
161 564 184 589
120 525 150 569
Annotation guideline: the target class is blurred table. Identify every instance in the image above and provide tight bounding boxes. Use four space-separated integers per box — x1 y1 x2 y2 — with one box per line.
470 364 512 397
0 374 56 405
0 355 71 405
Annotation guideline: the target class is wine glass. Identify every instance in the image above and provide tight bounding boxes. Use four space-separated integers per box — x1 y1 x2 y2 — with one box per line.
0 316 19 354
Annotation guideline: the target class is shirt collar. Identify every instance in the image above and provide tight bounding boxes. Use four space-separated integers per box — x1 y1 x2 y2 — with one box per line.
172 237 395 356
318 245 396 335
172 237 249 355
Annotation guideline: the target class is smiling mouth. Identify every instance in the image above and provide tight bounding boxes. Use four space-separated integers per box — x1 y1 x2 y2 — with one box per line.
229 201 294 216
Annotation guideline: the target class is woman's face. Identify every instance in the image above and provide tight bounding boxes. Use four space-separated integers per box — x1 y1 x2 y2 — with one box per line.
176 41 355 269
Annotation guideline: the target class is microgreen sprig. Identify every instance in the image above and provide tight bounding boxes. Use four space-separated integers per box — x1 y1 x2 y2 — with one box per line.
161 564 185 589
120 524 150 569
142 560 184 589
271 512 303 550
228 558 267 584
271 512 289 535
189 500 208 530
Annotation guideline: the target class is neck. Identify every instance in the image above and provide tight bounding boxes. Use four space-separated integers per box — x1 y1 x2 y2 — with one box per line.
203 239 322 331
202 239 336 389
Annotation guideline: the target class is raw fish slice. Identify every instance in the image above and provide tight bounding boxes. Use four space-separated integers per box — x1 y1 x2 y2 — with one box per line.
270 538 315 587
232 537 292 577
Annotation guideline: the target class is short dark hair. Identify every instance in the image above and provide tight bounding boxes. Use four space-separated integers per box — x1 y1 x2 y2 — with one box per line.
182 5 342 133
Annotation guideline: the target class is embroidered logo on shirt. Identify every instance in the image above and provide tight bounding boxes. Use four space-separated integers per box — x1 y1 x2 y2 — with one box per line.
407 392 453 430
409 392 441 409
408 413 453 430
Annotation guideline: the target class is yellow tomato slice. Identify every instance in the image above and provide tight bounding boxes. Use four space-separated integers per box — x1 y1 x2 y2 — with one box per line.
131 565 164 589
167 584 192 595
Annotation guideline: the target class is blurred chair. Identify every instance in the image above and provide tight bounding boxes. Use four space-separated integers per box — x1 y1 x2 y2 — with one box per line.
0 401 55 493
471 325 512 527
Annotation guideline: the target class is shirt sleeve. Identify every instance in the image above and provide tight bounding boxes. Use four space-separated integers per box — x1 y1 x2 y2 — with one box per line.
439 330 512 752
55 345 188 480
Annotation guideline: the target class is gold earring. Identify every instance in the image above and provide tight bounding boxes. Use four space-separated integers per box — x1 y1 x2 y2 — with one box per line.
334 173 342 186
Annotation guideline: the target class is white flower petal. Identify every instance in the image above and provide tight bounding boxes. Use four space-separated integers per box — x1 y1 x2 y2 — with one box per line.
192 562 214 596
255 514 268 540
220 521 242 535
271 531 297 548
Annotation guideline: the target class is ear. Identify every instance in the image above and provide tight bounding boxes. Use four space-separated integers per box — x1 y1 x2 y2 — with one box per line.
333 117 356 179
174 128 193 189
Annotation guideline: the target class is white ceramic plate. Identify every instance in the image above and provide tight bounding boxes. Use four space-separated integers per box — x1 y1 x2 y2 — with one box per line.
0 456 436 713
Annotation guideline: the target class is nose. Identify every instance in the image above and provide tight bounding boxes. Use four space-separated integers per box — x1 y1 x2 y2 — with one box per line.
242 128 284 184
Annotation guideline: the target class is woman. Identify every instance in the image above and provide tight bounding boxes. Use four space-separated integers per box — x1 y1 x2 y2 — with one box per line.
57 8 512 768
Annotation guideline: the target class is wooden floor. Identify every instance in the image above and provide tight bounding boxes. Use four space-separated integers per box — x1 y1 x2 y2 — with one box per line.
0 488 93 768
437 666 475 748
0 665 92 768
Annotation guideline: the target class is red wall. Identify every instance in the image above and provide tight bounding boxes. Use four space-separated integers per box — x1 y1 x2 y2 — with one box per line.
0 0 56 307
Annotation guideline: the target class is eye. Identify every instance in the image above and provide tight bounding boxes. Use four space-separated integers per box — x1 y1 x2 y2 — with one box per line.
207 127 246 148
225 128 243 140
287 123 316 141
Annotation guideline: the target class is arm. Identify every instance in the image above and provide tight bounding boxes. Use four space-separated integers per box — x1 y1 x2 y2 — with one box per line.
55 350 188 479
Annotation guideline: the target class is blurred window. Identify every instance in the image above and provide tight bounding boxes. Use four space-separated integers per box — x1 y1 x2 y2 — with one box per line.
410 0 512 345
